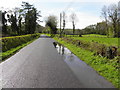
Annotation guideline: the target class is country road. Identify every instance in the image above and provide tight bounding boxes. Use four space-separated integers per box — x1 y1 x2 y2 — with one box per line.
0 35 116 88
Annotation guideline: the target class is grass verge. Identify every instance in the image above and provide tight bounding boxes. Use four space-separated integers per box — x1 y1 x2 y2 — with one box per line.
54 37 119 88
0 38 38 62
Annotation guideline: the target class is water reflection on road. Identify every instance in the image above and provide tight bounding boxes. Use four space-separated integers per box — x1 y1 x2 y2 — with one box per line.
53 42 87 67
53 42 114 88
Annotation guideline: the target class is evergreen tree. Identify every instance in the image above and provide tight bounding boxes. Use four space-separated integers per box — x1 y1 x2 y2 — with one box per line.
2 11 7 34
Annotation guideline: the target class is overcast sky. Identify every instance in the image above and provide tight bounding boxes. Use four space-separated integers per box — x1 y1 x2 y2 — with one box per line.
0 0 119 29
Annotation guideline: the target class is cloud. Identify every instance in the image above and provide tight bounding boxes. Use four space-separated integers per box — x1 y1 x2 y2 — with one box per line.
75 12 101 29
53 7 101 29
39 7 102 29
0 0 37 9
0 0 119 9
0 0 118 29
35 0 119 3
64 11 101 29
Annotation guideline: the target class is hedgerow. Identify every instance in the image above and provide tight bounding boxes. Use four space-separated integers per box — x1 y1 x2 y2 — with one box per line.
62 37 119 59
1 33 40 52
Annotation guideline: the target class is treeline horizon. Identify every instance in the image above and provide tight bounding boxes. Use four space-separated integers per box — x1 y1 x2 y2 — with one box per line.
1 1 120 38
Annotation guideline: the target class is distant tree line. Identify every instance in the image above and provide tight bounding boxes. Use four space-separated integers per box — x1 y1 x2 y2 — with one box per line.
81 22 107 36
81 3 120 38
1 2 42 36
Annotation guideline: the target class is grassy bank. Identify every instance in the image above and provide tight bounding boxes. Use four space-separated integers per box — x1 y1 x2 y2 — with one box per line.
1 33 40 62
54 37 119 88
0 38 38 62
1 33 40 52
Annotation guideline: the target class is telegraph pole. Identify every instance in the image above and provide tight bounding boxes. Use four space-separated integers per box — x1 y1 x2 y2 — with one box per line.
59 0 74 37
60 13 62 37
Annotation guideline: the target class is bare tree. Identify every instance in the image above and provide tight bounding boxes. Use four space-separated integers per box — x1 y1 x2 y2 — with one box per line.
101 5 108 36
70 13 77 36
108 4 119 37
118 1 120 37
62 12 66 32
59 11 66 37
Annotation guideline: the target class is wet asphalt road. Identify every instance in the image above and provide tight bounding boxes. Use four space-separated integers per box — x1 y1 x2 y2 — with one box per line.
0 35 115 88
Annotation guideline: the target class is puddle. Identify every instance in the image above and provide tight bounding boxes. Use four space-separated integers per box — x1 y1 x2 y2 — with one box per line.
53 42 113 88
53 42 87 66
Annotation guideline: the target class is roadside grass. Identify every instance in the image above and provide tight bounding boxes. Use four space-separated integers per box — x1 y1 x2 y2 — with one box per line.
0 38 38 62
54 37 119 88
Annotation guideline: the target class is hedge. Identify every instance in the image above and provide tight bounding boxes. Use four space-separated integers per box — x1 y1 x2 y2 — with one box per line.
1 33 40 52
62 37 119 59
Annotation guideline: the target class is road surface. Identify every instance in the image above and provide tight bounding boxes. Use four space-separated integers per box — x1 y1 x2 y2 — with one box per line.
0 35 116 88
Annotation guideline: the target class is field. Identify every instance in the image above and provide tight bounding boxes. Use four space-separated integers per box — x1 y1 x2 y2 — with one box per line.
67 34 118 47
82 34 107 37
